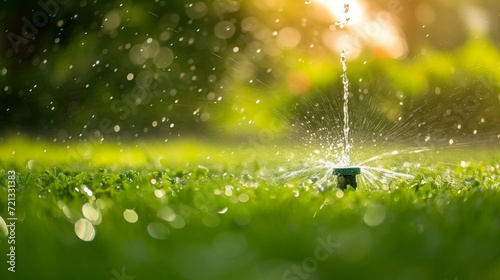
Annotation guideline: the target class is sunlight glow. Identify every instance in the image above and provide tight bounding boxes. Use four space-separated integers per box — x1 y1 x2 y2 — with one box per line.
316 0 365 26
314 0 408 59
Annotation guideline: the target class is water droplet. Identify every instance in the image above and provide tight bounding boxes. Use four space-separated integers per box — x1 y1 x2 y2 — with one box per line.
217 207 228 214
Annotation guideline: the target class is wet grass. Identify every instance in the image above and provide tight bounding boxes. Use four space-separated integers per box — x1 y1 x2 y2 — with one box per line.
1 138 500 280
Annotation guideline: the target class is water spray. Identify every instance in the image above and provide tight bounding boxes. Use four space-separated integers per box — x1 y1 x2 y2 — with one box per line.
332 4 361 190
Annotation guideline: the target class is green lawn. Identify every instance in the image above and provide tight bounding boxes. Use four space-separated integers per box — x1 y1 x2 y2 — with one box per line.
1 138 500 280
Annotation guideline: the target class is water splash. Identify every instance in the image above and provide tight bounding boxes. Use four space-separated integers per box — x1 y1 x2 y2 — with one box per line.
340 50 351 166
357 148 428 166
361 166 415 180
335 3 351 28
279 149 421 193
285 1 423 191
338 3 351 166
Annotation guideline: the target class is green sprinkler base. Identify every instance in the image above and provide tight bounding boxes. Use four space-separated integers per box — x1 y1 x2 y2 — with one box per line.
332 167 361 190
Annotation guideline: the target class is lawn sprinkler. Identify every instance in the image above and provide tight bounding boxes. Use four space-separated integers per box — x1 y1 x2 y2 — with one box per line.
332 167 361 190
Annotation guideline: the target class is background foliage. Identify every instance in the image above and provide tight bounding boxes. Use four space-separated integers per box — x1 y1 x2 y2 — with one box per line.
0 0 499 143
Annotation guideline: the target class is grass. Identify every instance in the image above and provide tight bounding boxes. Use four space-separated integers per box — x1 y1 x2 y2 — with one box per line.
0 137 500 280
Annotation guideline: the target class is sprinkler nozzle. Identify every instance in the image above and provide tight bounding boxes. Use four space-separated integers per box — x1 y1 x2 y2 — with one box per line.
332 167 361 190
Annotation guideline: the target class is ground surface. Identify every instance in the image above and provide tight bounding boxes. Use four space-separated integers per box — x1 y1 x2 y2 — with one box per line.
0 138 499 280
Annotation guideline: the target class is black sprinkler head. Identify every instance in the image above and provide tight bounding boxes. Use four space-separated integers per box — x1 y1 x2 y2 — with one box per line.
332 167 361 190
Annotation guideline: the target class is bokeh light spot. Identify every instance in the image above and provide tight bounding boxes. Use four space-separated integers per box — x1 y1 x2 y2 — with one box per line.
123 209 139 223
74 218 96 242
214 21 236 39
